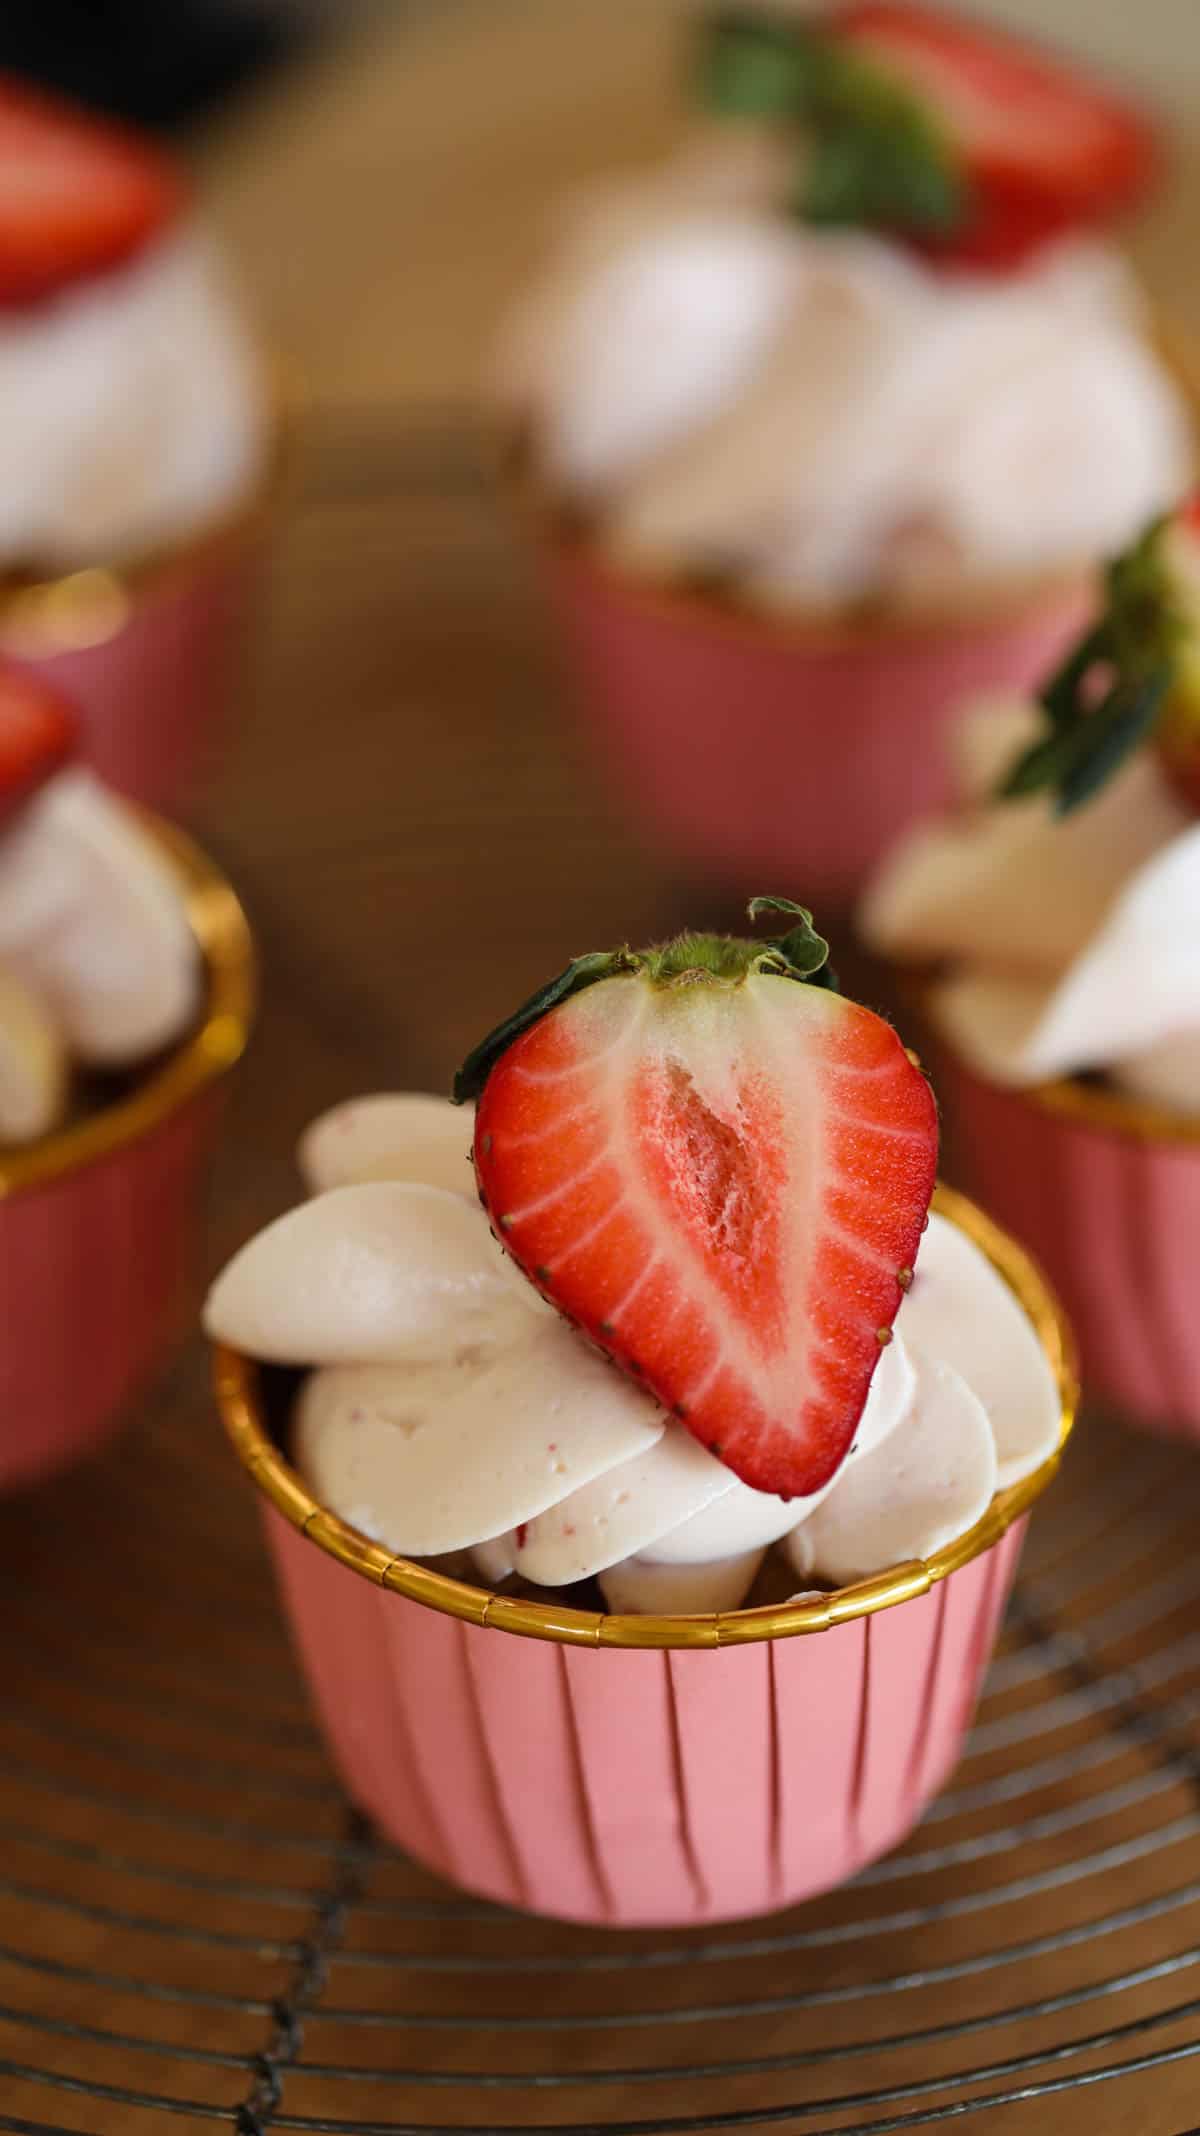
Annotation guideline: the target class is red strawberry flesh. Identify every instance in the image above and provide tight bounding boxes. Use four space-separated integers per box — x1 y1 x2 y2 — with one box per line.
835 2 1159 268
0 668 78 822
474 970 937 1499
0 75 184 308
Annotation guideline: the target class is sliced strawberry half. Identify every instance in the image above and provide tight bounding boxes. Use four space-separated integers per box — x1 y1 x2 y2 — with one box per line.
458 903 937 1499
835 3 1159 268
0 75 185 308
0 668 78 824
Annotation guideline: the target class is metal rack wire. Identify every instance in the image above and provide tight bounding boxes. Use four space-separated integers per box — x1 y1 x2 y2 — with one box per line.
3 417 1200 2135
5 1319 1200 2132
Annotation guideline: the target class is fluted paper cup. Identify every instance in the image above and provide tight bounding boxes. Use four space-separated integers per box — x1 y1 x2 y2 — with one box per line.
939 1052 1200 1441
216 1186 1075 1927
0 420 282 812
541 533 1093 905
0 824 254 1492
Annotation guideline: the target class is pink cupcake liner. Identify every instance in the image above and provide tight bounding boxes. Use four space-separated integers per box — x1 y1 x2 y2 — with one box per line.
939 1053 1200 1439
0 1088 225 1492
264 1505 1026 1926
0 823 254 1492
543 538 1093 903
0 532 262 813
219 1187 1071 1927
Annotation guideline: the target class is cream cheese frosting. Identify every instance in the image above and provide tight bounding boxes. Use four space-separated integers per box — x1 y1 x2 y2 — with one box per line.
493 132 1192 611
0 224 267 572
861 696 1200 1107
0 769 202 1143
203 1092 1061 1613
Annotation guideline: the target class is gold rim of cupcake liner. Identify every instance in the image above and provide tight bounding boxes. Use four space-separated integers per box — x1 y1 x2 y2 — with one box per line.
214 1182 1078 1651
0 381 294 658
912 978 1200 1148
1014 1073 1200 1147
0 817 256 1199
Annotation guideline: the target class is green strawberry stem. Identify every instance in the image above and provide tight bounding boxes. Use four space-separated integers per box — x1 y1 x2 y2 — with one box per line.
999 515 1191 816
453 897 838 1105
698 7 966 240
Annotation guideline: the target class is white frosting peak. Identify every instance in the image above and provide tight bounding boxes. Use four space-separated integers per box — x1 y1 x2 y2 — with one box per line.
0 768 201 1141
897 1211 1061 1488
0 224 267 570
292 1328 665 1558
203 1180 544 1367
299 1093 478 1199
786 1347 995 1586
863 699 1200 1101
206 1096 1063 1611
860 698 1190 977
599 1551 768 1616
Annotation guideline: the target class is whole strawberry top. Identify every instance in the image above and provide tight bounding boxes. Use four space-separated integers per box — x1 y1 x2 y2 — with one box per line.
455 900 937 1499
0 75 185 309
701 3 1159 272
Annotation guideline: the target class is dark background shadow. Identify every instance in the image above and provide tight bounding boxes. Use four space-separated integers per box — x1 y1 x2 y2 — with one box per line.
0 0 336 127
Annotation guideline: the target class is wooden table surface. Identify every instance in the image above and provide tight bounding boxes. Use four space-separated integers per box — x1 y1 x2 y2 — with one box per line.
4 5 1200 2131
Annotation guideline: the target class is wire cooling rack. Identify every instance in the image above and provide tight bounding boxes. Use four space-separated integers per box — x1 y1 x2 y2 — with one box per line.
4 414 1200 2135
6 1391 1200 2136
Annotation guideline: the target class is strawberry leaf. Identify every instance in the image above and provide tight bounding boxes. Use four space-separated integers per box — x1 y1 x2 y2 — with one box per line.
453 951 635 1105
698 6 967 242
1055 668 1173 815
700 10 811 118
745 895 838 987
455 901 840 1103
801 47 964 236
1038 621 1113 730
998 513 1191 816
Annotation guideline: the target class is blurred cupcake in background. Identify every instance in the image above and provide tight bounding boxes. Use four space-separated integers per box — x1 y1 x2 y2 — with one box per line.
493 2 1193 899
0 668 253 1490
862 498 1200 1438
0 74 274 808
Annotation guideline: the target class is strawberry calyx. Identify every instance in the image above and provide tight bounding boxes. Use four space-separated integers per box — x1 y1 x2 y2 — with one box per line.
454 897 836 1105
998 503 1200 816
697 4 1157 271
699 8 967 247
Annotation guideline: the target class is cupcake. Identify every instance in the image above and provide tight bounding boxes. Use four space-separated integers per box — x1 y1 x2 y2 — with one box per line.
0 74 273 808
0 669 254 1489
862 498 1200 1436
207 900 1072 1926
493 3 1192 900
